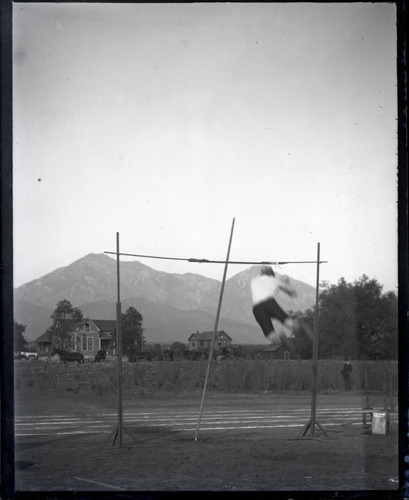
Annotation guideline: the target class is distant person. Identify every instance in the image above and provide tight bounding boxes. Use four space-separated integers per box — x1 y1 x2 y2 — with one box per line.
250 266 312 353
95 348 106 362
341 361 353 390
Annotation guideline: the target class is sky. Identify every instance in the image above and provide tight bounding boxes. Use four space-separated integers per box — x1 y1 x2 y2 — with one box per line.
12 2 398 292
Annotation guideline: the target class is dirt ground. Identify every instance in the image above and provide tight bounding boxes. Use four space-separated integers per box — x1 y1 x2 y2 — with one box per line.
11 386 401 494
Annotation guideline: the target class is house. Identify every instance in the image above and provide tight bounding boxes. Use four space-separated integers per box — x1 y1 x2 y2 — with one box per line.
187 330 232 353
35 318 83 355
257 342 292 360
35 318 116 358
35 331 53 354
75 319 116 358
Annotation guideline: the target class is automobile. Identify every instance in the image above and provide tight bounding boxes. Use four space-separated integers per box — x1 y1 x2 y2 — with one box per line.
127 351 152 362
15 352 37 360
51 348 84 363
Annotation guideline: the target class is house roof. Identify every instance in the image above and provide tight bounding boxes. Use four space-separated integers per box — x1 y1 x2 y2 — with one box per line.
188 330 232 341
99 332 113 340
35 331 52 343
89 319 116 332
259 342 284 352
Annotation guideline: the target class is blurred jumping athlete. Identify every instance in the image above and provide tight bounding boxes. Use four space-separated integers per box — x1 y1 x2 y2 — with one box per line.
250 266 311 352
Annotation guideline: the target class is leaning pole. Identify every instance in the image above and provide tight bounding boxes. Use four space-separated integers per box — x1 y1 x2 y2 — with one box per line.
195 218 235 441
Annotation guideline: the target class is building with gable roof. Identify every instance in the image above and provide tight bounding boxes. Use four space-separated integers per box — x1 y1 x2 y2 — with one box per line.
35 318 116 358
257 342 292 360
76 319 116 357
187 330 232 353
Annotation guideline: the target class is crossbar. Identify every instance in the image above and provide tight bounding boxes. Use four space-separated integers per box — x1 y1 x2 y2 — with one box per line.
104 251 327 266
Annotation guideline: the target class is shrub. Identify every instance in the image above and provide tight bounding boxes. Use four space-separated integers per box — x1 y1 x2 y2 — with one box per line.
14 358 398 394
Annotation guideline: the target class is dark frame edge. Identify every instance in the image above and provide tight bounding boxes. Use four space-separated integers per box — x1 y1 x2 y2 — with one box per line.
397 0 409 497
1 0 15 498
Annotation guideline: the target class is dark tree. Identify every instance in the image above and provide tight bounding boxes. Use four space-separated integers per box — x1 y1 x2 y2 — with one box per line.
51 299 83 322
318 278 359 359
291 309 314 359
296 276 398 360
170 341 186 351
114 306 145 356
48 299 84 350
14 320 28 353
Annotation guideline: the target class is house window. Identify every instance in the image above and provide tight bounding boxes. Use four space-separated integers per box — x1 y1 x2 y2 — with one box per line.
284 351 290 360
192 342 195 348
85 322 90 332
82 337 93 351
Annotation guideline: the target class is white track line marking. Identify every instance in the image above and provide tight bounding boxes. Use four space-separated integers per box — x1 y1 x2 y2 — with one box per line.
72 476 126 490
15 407 398 420
14 406 398 436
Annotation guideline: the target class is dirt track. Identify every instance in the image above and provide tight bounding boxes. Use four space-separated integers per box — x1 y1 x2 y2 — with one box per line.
13 387 400 493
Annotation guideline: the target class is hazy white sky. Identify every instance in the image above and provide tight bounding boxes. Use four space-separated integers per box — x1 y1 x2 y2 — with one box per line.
13 2 398 291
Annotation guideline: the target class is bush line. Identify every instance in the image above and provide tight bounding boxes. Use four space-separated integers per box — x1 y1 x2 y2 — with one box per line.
14 359 398 395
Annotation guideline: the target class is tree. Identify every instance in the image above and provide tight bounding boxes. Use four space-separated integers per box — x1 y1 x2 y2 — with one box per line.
296 276 398 360
14 320 28 353
114 306 145 357
317 278 359 359
170 341 186 351
151 343 163 357
51 299 83 322
47 299 84 350
291 309 314 359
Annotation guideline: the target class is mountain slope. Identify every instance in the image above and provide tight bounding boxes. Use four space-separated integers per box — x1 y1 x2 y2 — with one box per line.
13 300 52 341
14 253 222 312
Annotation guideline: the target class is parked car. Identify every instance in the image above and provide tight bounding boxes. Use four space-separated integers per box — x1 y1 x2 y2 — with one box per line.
51 348 84 364
15 352 37 360
127 351 152 362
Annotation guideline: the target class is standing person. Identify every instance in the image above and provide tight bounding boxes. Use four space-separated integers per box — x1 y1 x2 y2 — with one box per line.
341 361 353 390
250 266 311 353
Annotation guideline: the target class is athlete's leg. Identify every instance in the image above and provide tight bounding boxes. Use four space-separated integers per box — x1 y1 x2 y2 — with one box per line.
292 319 313 340
273 319 296 353
253 302 279 342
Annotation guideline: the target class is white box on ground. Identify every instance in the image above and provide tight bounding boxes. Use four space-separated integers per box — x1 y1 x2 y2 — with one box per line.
371 412 389 435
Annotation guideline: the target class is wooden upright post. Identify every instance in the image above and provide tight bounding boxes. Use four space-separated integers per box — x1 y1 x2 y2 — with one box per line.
104 232 136 448
300 243 327 438
116 232 123 446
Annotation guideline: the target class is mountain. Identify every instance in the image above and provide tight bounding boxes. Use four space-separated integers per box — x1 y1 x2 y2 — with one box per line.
14 254 222 312
14 253 316 344
12 300 53 341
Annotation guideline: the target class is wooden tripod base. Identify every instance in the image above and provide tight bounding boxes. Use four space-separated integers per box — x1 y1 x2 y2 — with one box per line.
104 425 137 447
299 419 328 438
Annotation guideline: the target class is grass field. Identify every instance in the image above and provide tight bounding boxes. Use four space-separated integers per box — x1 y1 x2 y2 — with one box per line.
12 359 402 493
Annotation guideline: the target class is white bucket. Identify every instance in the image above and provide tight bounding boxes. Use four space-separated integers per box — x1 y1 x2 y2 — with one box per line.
371 412 389 435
